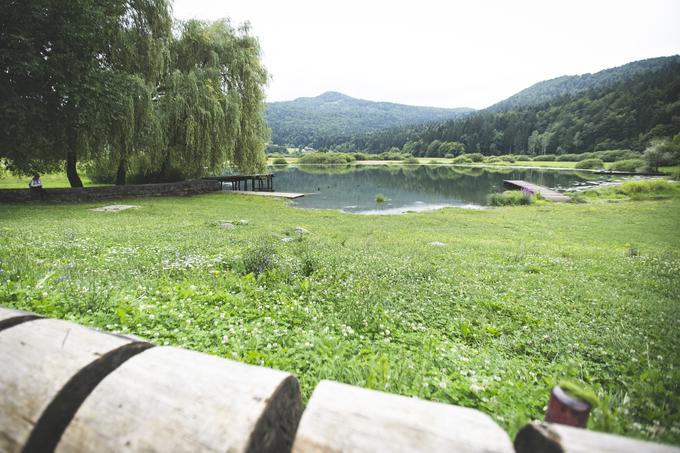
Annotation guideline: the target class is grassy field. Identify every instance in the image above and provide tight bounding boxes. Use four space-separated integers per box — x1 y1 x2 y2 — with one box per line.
1 188 679 445
0 173 103 189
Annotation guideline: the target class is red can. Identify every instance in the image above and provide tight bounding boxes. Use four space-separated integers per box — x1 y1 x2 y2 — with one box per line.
545 385 591 428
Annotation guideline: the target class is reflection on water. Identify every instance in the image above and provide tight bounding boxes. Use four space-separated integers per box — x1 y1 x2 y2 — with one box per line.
270 165 610 214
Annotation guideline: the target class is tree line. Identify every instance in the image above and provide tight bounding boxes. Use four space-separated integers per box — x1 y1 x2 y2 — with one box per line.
326 60 680 157
0 0 269 187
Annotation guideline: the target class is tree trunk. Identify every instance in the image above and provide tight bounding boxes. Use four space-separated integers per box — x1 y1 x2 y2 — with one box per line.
115 159 127 186
159 154 172 182
66 151 83 188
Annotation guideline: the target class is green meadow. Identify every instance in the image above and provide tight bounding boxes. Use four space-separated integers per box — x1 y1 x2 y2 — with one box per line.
1 183 679 445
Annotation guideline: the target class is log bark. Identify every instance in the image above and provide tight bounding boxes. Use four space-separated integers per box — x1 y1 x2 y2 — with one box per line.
57 346 302 453
292 380 514 453
0 307 35 322
514 421 680 453
0 307 41 331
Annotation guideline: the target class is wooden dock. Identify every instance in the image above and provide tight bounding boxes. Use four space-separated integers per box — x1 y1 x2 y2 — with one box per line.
230 191 304 199
503 180 571 202
203 174 274 191
204 174 304 199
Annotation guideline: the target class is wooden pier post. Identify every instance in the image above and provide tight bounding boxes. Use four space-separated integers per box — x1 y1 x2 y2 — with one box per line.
545 385 590 427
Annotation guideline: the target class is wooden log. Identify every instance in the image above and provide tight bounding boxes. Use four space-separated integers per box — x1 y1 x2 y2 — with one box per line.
514 421 680 453
292 380 514 453
0 306 34 322
0 318 143 453
57 346 302 453
0 306 42 331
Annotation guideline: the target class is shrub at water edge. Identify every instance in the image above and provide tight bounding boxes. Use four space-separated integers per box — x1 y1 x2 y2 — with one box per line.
533 154 556 161
452 155 473 164
488 190 535 206
575 158 605 169
298 152 356 165
609 159 644 172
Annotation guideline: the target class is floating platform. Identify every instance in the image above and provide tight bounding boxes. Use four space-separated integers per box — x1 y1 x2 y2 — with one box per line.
230 191 304 199
503 180 571 202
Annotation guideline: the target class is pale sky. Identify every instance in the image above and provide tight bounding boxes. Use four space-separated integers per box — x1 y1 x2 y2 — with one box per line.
172 0 680 109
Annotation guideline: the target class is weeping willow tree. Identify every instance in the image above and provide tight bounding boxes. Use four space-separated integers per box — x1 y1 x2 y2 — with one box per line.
0 0 172 187
2 3 267 185
147 19 269 180
83 73 165 185
80 0 171 186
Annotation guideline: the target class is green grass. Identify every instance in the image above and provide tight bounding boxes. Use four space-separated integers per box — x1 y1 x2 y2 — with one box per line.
0 173 104 189
492 160 579 168
1 193 679 445
581 179 680 201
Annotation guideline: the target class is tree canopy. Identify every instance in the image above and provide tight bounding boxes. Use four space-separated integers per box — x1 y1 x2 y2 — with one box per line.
159 20 269 178
0 1 269 186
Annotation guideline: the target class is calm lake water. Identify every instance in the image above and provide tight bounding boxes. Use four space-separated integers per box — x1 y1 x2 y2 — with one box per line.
268 165 612 214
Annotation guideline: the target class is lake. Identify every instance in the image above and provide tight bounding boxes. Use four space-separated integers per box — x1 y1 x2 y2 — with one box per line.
268 165 612 214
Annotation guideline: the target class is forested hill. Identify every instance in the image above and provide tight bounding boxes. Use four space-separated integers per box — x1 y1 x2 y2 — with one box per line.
265 91 473 148
488 55 680 112
333 56 680 156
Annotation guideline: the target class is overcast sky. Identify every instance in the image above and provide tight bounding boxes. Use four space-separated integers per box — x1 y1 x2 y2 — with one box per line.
172 0 680 109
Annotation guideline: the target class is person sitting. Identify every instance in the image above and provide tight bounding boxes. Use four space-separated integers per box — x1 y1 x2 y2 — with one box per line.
29 173 46 200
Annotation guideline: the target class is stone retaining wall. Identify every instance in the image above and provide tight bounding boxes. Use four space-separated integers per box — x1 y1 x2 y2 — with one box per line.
0 179 221 203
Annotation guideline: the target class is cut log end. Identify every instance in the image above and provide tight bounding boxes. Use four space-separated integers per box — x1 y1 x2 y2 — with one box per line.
246 375 303 453
514 422 565 453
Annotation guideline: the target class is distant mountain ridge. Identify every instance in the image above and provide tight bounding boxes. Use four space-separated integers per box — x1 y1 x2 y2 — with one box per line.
331 55 680 155
265 92 473 148
488 55 680 112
